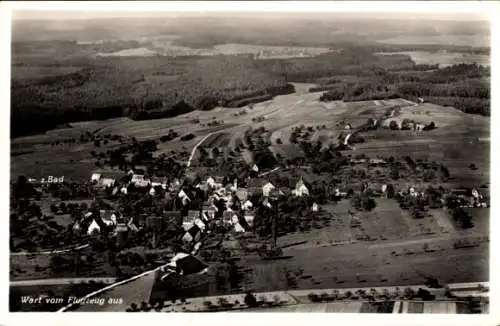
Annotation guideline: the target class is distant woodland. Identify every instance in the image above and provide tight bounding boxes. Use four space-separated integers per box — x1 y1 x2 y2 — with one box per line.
11 41 490 137
318 63 490 116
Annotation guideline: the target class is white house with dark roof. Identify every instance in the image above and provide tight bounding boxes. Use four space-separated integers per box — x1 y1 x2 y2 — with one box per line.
292 177 309 197
242 199 253 211
335 187 349 197
178 189 191 205
262 182 276 197
91 173 102 183
244 213 255 227
182 225 202 244
206 176 216 188
202 203 217 220
99 177 116 188
151 177 168 189
87 219 101 235
236 188 249 202
312 202 319 212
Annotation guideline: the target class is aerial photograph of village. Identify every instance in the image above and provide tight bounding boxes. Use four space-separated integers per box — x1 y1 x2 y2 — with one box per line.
8 5 491 314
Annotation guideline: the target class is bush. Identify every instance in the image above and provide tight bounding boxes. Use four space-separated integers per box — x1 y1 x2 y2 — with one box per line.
403 287 415 299
180 133 195 141
389 120 399 130
244 292 258 308
307 293 321 302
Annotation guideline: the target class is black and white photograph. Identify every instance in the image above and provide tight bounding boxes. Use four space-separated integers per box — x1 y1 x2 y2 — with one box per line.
3 1 496 319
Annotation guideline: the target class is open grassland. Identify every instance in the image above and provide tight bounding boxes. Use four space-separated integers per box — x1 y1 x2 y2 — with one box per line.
237 238 488 293
232 194 489 294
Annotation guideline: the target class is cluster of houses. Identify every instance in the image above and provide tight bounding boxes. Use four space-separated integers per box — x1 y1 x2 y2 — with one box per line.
382 118 431 131
448 187 489 208
77 168 324 247
67 162 489 250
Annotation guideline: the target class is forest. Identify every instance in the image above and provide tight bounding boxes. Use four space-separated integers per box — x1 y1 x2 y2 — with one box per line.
318 63 490 116
11 45 490 137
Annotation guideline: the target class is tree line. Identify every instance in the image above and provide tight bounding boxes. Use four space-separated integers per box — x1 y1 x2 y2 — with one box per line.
319 63 490 116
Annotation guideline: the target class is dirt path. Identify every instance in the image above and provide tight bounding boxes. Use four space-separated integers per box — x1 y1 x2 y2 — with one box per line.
186 132 218 168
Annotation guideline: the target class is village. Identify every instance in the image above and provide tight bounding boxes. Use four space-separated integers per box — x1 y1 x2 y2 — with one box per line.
9 84 492 315
11 118 489 275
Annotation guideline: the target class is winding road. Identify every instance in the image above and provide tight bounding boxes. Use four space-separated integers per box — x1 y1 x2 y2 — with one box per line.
186 132 219 168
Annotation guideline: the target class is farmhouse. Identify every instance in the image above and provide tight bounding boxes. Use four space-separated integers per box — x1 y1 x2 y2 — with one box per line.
262 182 276 197
115 223 128 233
244 212 255 227
100 210 118 226
182 225 202 244
206 176 216 188
312 202 319 212
91 173 101 183
131 174 147 185
178 189 191 205
334 187 350 197
151 177 168 189
350 158 367 164
99 177 116 188
242 199 253 211
72 221 81 232
222 211 235 226
183 210 200 230
233 220 246 233
236 188 249 202
87 219 101 235
202 204 217 220
169 179 182 192
292 177 310 197
369 158 387 165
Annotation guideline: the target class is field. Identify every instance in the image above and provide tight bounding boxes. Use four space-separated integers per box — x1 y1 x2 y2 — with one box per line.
376 51 490 68
235 238 488 293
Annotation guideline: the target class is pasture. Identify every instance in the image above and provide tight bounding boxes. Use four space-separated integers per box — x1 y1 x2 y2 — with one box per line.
237 237 488 293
